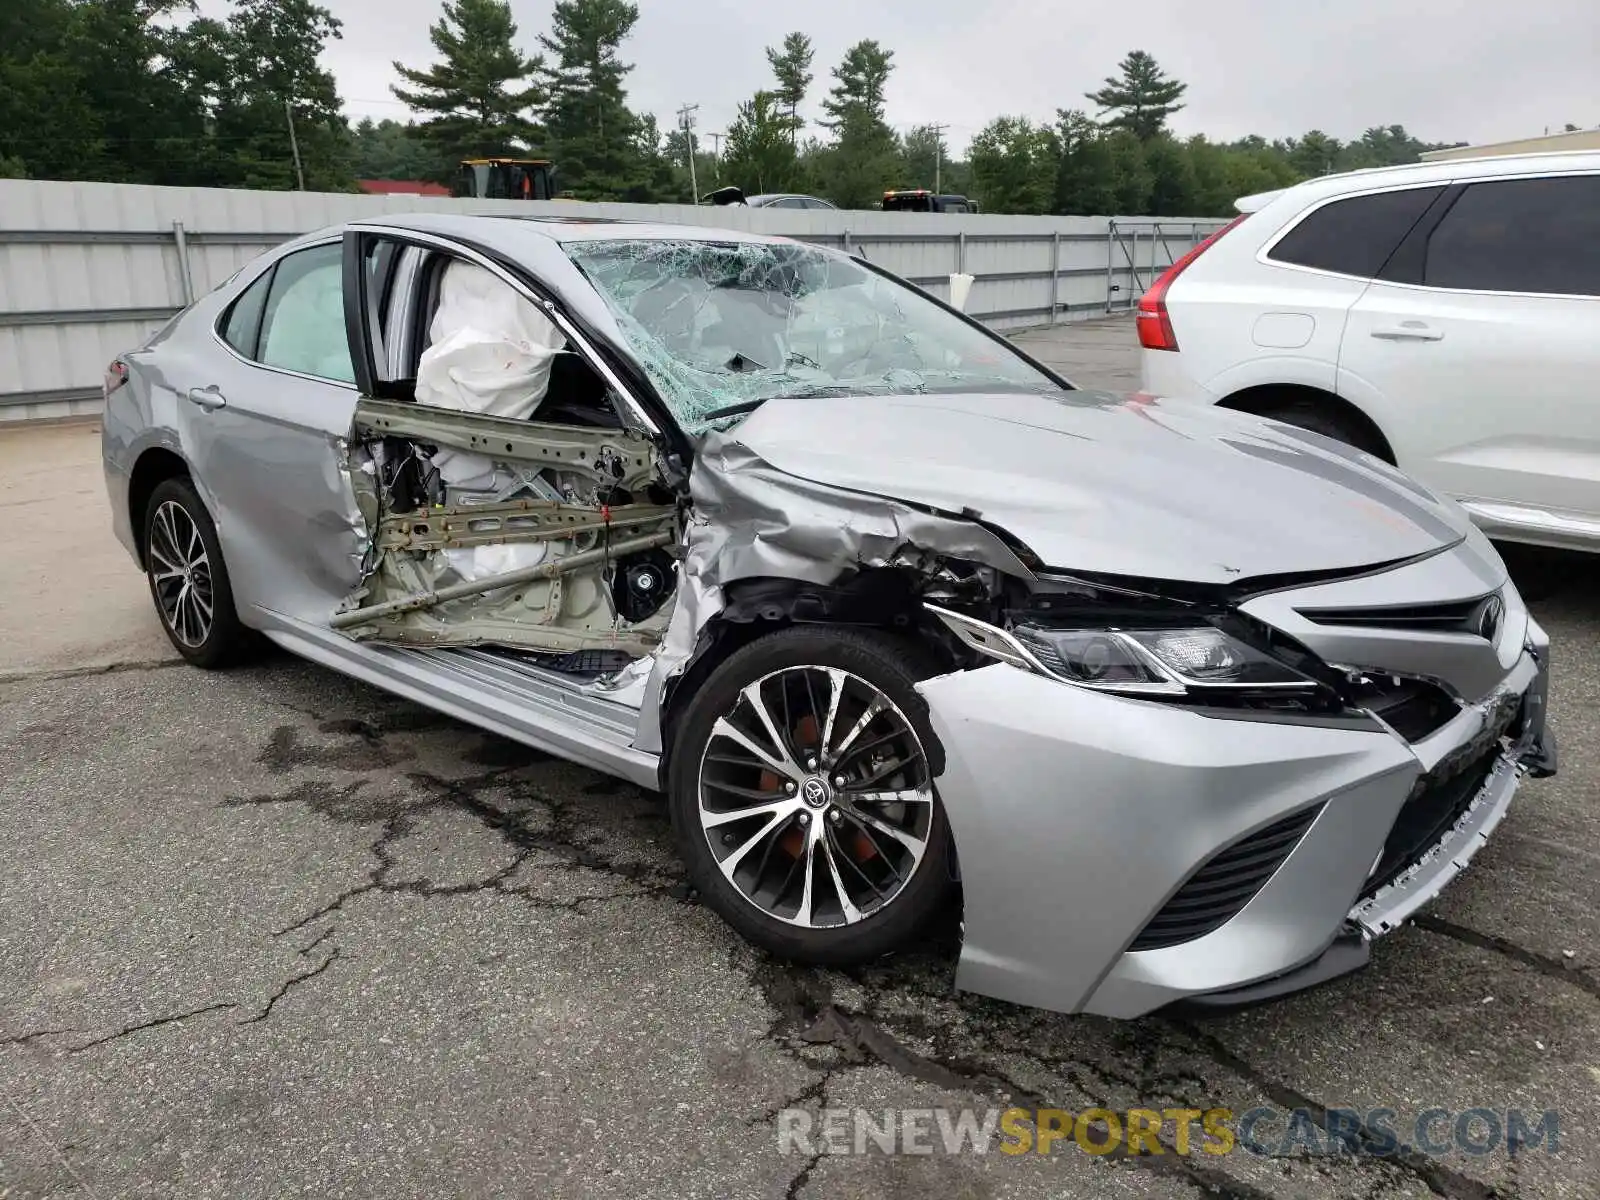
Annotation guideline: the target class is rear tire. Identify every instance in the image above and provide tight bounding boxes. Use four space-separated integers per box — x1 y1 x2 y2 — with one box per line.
1255 398 1386 459
142 477 253 669
667 626 954 965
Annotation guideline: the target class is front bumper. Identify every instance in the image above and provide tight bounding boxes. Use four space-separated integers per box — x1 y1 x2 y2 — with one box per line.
918 620 1553 1019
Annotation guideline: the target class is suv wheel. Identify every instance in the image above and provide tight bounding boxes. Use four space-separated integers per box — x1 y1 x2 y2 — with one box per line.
1255 397 1386 459
143 477 253 668
667 627 954 964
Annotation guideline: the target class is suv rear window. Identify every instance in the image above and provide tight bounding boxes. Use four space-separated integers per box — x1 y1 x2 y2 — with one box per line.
1268 186 1443 278
1423 175 1600 296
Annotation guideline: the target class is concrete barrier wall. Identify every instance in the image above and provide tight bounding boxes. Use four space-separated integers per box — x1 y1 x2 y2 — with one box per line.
0 179 1225 422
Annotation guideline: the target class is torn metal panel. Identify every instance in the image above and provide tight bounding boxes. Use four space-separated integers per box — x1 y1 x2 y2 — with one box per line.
715 390 1471 584
336 398 678 657
685 434 1037 588
633 551 725 754
630 430 1038 754
352 399 660 494
333 529 675 630
370 498 675 555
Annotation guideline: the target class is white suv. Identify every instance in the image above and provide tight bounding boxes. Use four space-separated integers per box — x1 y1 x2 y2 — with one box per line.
1140 151 1600 553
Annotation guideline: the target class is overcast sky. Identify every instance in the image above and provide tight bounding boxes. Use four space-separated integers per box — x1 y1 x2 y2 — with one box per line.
248 0 1598 153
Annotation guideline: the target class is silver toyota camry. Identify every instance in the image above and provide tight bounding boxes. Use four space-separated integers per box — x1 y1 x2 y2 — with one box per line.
102 214 1556 1017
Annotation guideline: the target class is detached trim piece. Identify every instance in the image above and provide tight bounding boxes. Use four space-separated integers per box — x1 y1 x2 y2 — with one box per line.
0 386 102 410
0 306 179 329
0 229 297 246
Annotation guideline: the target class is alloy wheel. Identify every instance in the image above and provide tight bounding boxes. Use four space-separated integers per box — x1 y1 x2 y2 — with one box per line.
148 499 214 648
696 666 936 928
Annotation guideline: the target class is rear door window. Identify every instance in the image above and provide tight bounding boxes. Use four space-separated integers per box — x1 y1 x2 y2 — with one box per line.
1268 186 1444 278
256 243 355 383
1423 175 1600 296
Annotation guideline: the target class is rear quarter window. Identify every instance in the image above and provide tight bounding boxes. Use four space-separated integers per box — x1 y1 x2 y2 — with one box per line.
1267 186 1444 278
219 268 274 357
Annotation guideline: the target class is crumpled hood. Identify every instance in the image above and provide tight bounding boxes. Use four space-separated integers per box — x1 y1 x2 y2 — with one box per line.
725 390 1471 584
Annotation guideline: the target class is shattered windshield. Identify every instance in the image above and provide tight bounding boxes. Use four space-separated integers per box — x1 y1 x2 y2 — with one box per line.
563 238 1064 434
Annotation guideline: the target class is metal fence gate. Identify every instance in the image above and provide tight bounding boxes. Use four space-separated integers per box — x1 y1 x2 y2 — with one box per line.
1104 221 1210 313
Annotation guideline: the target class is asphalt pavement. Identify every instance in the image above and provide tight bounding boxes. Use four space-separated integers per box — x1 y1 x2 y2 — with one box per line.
3 319 1599 1199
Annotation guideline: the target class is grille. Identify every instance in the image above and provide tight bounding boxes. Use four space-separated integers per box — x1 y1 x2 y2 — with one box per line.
1298 597 1486 632
1361 746 1502 899
1130 805 1323 952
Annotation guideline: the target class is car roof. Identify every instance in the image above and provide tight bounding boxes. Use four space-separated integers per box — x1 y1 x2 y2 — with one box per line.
354 211 794 247
1235 148 1600 212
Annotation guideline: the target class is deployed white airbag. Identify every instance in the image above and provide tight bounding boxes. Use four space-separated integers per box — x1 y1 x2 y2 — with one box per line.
415 260 568 582
415 260 566 489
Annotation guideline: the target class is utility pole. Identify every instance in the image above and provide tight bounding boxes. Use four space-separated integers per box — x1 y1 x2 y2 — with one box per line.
677 103 700 202
706 131 723 183
929 123 949 194
284 99 306 191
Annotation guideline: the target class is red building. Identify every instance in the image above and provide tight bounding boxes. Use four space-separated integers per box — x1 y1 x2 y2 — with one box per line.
357 179 451 198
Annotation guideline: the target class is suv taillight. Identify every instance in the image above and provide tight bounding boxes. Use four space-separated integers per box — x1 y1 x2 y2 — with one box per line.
104 359 128 398
1136 214 1248 352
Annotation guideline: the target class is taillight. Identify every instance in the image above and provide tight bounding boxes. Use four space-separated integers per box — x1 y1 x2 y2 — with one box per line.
104 359 128 398
1136 214 1248 352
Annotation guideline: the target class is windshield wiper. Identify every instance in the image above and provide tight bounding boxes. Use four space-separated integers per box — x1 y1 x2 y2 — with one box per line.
702 398 770 422
702 383 870 423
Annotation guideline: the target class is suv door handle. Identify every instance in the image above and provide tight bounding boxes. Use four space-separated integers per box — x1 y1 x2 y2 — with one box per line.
1370 323 1444 342
185 385 227 410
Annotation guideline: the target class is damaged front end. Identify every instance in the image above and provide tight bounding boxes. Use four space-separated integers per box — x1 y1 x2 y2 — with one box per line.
909 541 1555 1017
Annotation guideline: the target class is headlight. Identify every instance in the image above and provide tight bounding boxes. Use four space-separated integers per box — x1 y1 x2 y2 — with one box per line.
1013 625 1316 694
928 605 1322 701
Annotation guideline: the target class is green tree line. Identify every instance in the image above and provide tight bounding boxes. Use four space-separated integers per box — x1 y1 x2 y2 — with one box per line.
0 2 1467 214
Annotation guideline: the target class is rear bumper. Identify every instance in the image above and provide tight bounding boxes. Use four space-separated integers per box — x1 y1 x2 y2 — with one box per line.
1138 347 1215 402
918 623 1552 1019
104 454 138 564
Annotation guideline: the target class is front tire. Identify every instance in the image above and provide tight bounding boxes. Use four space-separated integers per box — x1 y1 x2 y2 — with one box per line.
142 477 252 669
668 626 955 965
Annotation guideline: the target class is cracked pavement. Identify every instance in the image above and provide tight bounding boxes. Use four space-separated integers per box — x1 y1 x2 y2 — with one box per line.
6 326 1600 1199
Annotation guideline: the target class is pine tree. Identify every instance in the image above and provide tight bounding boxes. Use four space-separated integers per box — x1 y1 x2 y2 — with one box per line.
537 0 648 199
967 116 1054 214
1052 110 1117 215
1102 129 1153 213
899 124 949 190
723 91 801 195
210 0 354 192
392 0 545 169
820 40 893 133
765 32 813 146
1285 129 1340 177
1085 50 1186 141
350 117 443 180
817 40 899 209
1141 133 1196 214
